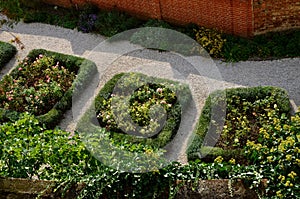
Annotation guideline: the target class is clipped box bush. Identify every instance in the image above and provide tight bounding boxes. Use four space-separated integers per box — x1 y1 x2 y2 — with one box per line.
0 49 97 128
187 86 291 163
0 41 17 69
79 72 191 150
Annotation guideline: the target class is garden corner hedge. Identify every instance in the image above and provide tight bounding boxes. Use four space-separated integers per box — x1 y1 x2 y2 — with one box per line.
187 86 291 163
0 41 17 69
0 49 97 128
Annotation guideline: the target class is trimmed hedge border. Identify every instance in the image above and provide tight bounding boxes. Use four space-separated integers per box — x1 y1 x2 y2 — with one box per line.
187 86 291 162
0 41 17 69
83 72 192 149
0 49 97 128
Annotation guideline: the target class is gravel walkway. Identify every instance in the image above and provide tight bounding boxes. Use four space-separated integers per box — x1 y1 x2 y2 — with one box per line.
0 22 299 164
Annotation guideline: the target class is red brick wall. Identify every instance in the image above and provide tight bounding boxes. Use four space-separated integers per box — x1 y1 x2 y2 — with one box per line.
41 0 299 37
42 0 161 19
253 0 300 35
160 0 252 37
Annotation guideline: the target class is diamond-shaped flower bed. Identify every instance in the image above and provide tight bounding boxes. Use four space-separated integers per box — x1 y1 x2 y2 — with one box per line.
187 86 291 164
0 49 96 128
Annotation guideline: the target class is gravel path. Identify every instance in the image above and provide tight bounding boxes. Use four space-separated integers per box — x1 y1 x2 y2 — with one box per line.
0 22 299 164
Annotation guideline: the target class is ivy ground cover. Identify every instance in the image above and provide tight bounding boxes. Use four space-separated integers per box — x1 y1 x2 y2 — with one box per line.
187 86 291 164
0 49 96 128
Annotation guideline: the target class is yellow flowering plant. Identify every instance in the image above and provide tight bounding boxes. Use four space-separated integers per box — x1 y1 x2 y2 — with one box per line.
243 108 300 198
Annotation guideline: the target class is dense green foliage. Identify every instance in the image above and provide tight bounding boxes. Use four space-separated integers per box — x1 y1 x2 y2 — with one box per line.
242 109 300 198
0 41 16 69
1 2 299 198
0 49 97 128
1 111 298 198
0 113 95 180
187 86 291 163
0 112 245 198
222 30 300 62
0 54 76 115
95 72 191 149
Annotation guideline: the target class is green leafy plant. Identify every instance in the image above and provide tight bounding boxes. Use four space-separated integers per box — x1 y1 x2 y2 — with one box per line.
0 54 75 115
0 41 17 69
187 86 291 163
231 108 300 198
0 112 99 180
0 49 97 128
0 0 23 23
0 112 251 198
95 72 191 149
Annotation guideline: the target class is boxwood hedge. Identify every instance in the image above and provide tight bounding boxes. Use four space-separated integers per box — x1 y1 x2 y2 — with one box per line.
0 49 97 128
78 72 191 150
0 41 17 69
187 86 291 163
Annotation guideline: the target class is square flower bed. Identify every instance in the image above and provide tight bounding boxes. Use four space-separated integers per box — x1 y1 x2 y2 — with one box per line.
0 41 17 69
187 86 291 164
76 72 192 170
94 72 191 148
0 49 96 128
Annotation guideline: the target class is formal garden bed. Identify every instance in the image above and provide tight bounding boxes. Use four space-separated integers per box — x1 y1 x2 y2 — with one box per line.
0 66 298 198
0 48 298 198
1 107 299 198
75 72 192 172
0 49 96 128
94 72 191 148
187 86 292 164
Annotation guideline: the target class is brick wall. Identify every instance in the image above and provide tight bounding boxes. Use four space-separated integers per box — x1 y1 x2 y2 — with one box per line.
41 0 299 37
159 0 252 37
253 0 300 35
42 0 161 19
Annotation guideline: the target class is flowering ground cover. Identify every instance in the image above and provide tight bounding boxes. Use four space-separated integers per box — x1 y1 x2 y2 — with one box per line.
187 86 291 164
0 49 96 127
93 72 191 148
74 73 192 172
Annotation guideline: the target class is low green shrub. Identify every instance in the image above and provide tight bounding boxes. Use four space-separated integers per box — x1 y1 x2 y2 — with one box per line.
21 2 79 29
0 41 17 68
0 54 76 115
0 49 97 128
23 10 78 29
187 86 291 163
222 29 300 61
94 9 143 37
